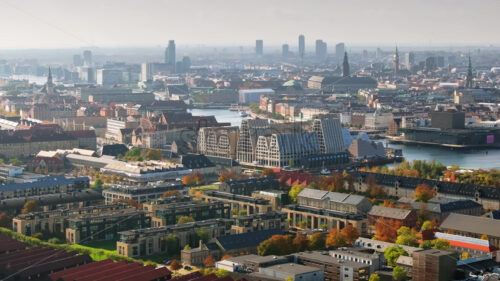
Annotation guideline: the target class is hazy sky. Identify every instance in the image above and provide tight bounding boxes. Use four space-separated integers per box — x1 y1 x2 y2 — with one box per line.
0 0 498 49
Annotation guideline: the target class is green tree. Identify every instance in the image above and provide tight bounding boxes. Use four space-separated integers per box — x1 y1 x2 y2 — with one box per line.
309 232 326 250
92 178 103 188
298 220 307 228
419 240 433 249
178 216 195 225
183 244 192 250
384 246 408 267
166 234 180 255
8 158 23 166
289 185 304 202
420 220 432 231
123 147 143 161
48 237 62 244
238 210 247 216
197 228 210 244
369 273 381 281
392 266 406 281
0 158 4 165
432 238 450 250
144 149 163 160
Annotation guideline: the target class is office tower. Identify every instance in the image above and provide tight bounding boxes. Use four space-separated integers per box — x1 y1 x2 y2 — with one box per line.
342 52 350 77
335 43 345 62
393 47 400 74
425 57 437 71
466 56 473 88
96 69 123 86
315 40 327 59
141 63 153 81
282 44 290 57
73 55 83 67
83 50 92 66
405 52 415 69
165 40 176 72
298 35 305 59
256 40 263 56
182 56 191 71
437 56 445 68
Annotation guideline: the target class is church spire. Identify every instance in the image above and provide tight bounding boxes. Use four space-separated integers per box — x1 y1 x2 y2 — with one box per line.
393 46 399 74
47 67 53 85
342 52 350 77
466 56 473 88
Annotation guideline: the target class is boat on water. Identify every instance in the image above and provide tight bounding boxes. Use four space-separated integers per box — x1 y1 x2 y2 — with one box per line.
239 111 248 117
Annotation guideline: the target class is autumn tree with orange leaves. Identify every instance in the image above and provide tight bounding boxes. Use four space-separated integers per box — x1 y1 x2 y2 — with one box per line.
292 232 310 252
170 259 182 270
341 224 360 244
203 255 216 267
413 183 436 202
326 229 347 248
374 217 401 242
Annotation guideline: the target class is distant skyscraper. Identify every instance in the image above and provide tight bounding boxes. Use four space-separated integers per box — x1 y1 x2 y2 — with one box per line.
466 56 473 88
256 40 263 56
335 43 345 62
282 44 290 58
315 40 327 59
342 52 350 77
182 56 191 71
165 40 176 72
425 57 437 71
73 55 83 67
141 63 153 81
405 52 415 69
83 50 92 66
298 35 305 59
393 47 400 74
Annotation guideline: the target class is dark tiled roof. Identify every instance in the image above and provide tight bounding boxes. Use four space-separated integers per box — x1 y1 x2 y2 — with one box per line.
412 197 482 213
0 175 89 192
353 171 500 200
224 178 279 189
180 154 215 169
216 229 284 251
100 144 129 156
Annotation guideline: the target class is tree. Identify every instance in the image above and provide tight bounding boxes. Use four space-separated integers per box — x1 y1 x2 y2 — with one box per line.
166 234 180 255
21 200 39 214
480 234 488 240
341 224 360 245
92 178 103 188
161 190 182 198
197 228 210 244
326 229 346 248
194 173 205 185
420 220 432 231
369 273 381 281
0 158 3 165
35 166 41 174
203 255 216 267
9 158 23 166
413 183 436 202
292 232 310 252
432 238 450 250
395 226 419 247
48 237 62 244
309 232 326 250
384 246 408 267
182 175 197 186
215 269 228 277
144 148 163 160
170 259 182 270
183 244 192 250
419 240 433 249
123 147 142 161
298 220 307 229
461 252 470 260
32 232 43 239
374 218 400 243
260 168 276 178
221 254 233 260
218 171 243 182
289 185 304 202
178 216 195 225
258 235 294 256
392 266 406 281
0 213 11 227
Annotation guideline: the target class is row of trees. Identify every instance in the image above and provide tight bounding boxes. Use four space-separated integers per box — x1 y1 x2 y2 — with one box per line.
120 147 163 161
258 225 360 256
0 158 23 166
182 173 205 186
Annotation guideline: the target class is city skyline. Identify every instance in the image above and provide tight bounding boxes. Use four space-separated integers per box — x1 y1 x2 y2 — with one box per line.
0 0 499 49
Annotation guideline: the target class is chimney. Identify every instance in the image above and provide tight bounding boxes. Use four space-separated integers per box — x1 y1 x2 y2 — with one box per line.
199 240 203 249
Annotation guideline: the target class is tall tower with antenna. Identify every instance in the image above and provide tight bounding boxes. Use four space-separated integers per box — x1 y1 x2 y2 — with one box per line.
393 46 400 75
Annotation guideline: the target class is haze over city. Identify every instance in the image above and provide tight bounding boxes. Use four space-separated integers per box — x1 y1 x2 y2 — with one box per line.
0 0 499 49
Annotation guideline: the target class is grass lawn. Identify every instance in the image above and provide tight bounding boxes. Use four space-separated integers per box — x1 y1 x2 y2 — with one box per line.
192 185 218 191
82 239 117 251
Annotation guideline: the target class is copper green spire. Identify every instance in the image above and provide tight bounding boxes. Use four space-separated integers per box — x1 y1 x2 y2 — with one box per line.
466 56 473 88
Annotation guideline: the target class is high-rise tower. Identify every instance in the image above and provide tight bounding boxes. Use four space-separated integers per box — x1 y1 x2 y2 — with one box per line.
298 35 305 59
342 52 350 77
256 40 263 56
165 40 176 72
466 56 473 88
393 46 400 74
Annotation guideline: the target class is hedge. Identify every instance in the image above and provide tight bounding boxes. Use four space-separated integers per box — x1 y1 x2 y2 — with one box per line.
0 227 157 266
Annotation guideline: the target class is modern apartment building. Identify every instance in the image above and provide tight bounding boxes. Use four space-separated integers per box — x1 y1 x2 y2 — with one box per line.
102 183 186 204
200 190 274 215
197 126 239 159
66 210 151 244
231 211 288 234
12 203 133 236
116 218 233 258
0 175 89 199
150 201 230 227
